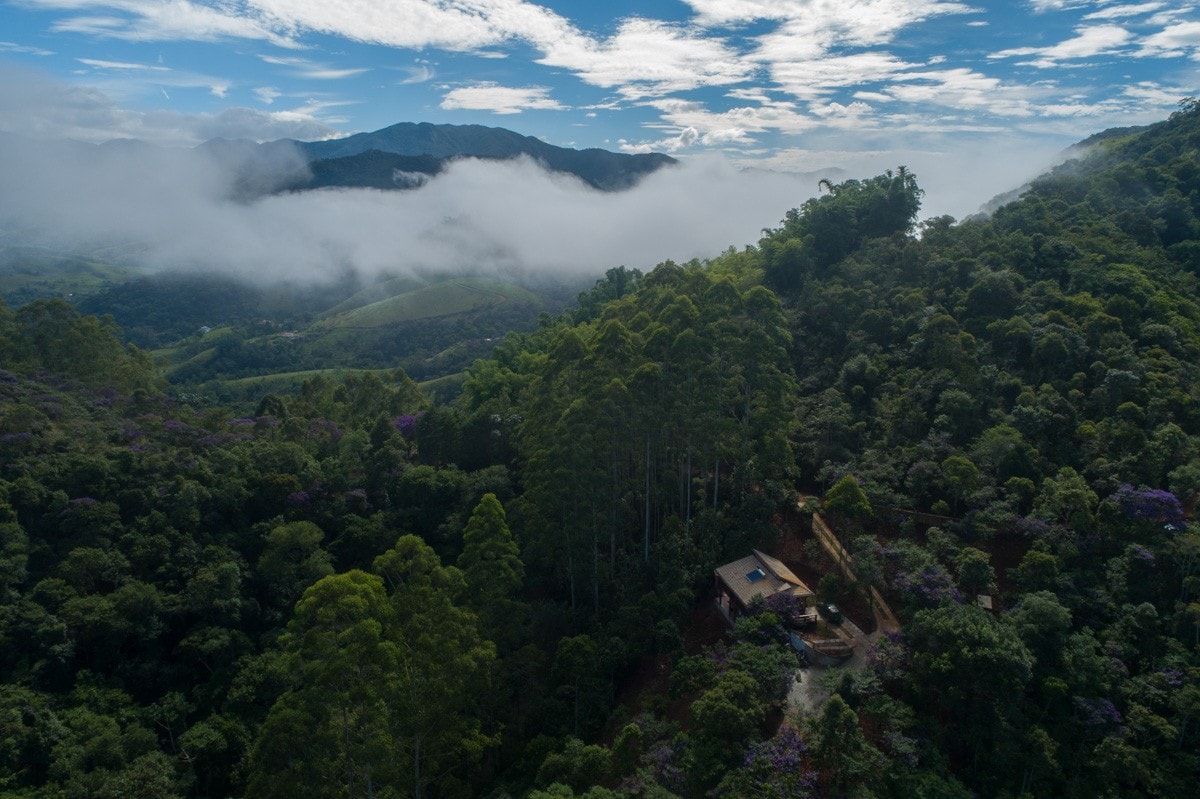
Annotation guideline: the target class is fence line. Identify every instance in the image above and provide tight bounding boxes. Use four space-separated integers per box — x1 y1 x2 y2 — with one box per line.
810 511 901 634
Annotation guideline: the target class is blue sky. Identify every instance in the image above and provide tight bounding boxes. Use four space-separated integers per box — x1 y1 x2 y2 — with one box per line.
2 1 1197 158
1 1 1199 258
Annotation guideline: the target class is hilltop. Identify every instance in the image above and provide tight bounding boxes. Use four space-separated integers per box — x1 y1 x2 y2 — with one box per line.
288 121 677 191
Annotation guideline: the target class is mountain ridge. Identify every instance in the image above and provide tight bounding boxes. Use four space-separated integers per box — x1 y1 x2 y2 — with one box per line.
283 121 677 191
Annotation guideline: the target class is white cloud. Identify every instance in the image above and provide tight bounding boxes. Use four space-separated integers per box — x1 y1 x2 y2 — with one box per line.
397 65 435 85
63 58 243 109
1025 0 1093 11
0 64 339 145
680 0 793 25
189 103 346 140
20 2 756 102
254 86 281 105
746 22 825 63
769 52 918 99
1084 3 1166 20
0 40 55 56
854 90 895 102
619 126 704 154
991 24 1134 67
1137 21 1200 58
31 0 298 48
685 0 976 40
738 146 885 173
20 0 568 52
726 88 774 103
248 0 510 50
1038 101 1119 116
890 67 1033 116
1147 6 1199 27
810 100 876 125
701 127 753 145
259 55 368 80
646 96 818 136
535 17 753 98
441 83 565 114
1120 81 1197 107
303 67 369 80
76 57 169 71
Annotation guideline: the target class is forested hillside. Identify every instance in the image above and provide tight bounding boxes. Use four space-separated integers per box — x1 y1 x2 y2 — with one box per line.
2 102 1200 798
291 122 677 191
71 271 566 403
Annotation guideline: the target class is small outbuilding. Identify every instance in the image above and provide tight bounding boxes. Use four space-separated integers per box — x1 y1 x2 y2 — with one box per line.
713 549 817 626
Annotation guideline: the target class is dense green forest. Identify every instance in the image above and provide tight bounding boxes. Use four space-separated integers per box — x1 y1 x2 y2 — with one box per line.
3 101 1200 798
67 272 566 402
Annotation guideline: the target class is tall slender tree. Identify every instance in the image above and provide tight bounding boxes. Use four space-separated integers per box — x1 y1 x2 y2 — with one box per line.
458 493 527 653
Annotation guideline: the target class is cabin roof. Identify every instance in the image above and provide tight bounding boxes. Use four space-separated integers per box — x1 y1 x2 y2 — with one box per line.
714 549 814 610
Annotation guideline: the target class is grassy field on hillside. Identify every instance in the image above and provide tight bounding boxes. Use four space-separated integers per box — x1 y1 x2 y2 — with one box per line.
328 277 540 328
0 246 140 305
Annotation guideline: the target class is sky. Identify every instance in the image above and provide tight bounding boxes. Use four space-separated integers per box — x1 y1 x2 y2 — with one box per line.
1 1 1199 281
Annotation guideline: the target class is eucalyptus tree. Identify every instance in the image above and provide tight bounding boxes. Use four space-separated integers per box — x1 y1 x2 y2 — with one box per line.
250 537 498 799
458 493 527 653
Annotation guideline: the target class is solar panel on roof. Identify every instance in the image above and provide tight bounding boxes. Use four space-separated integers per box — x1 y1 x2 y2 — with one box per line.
746 568 766 582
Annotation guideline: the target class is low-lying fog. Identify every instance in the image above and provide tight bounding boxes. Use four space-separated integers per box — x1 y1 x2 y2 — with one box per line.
1 133 828 282
0 71 1063 286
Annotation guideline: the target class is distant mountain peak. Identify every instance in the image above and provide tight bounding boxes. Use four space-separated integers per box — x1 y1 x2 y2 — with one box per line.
283 121 675 192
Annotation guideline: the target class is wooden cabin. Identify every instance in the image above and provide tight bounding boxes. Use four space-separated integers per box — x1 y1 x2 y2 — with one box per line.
713 549 817 626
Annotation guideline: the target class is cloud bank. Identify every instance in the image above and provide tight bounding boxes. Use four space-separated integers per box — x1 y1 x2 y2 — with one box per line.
0 130 836 284
0 62 1066 289
0 131 1067 291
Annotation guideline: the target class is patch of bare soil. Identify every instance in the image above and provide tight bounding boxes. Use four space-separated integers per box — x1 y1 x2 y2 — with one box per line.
977 531 1030 600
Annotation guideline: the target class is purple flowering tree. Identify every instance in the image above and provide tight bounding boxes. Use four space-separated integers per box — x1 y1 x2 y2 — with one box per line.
643 739 686 793
394 412 423 439
719 723 817 798
1109 484 1184 524
866 630 911 685
892 564 961 610
757 590 817 630
1072 696 1123 738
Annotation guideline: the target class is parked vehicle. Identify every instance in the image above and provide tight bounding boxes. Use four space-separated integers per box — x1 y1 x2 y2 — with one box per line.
818 602 843 625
